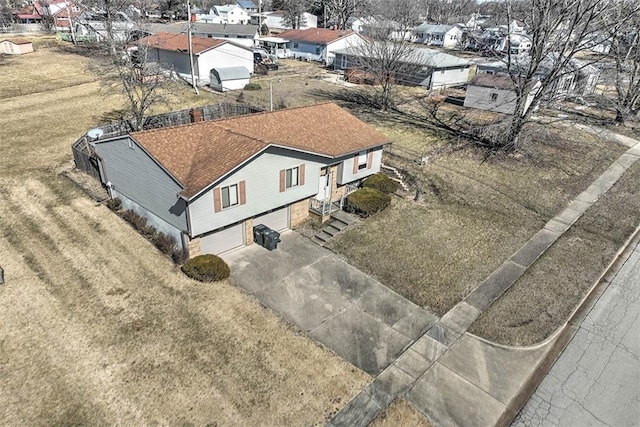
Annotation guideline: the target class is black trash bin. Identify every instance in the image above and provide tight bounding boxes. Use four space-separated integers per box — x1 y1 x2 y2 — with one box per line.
253 224 269 246
263 229 281 251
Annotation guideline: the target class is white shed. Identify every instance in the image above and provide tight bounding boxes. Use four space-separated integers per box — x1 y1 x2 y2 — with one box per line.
210 66 251 91
139 32 254 85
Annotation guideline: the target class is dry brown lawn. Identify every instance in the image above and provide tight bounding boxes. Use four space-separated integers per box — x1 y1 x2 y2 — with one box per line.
470 160 640 345
328 122 625 316
0 46 369 425
370 399 433 427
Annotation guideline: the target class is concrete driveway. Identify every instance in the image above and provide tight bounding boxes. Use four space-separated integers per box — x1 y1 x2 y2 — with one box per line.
223 232 438 375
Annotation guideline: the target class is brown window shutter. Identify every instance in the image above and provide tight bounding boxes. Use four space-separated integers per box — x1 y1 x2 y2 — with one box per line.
279 169 285 192
353 153 359 174
213 187 221 212
367 150 374 169
239 181 246 205
299 164 305 186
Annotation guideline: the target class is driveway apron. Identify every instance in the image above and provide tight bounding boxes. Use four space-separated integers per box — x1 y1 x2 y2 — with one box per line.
223 232 438 375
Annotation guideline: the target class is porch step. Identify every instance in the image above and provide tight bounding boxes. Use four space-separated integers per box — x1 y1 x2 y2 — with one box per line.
315 231 334 242
330 210 357 226
381 163 411 192
323 224 342 237
311 210 359 246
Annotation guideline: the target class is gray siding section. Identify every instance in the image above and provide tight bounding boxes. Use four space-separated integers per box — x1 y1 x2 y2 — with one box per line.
151 48 191 75
188 147 327 237
464 85 517 114
337 147 383 185
94 136 188 232
112 189 184 243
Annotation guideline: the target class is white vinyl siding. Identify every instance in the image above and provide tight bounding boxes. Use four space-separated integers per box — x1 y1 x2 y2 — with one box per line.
188 147 325 237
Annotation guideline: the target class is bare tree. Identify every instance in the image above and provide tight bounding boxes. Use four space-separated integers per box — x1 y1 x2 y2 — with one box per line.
278 0 311 29
430 0 617 153
348 0 422 109
95 41 172 131
324 0 371 30
605 0 640 123
90 0 172 130
420 0 478 24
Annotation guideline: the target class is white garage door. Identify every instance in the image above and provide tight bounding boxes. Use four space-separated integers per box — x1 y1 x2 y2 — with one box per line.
254 207 289 231
200 222 245 255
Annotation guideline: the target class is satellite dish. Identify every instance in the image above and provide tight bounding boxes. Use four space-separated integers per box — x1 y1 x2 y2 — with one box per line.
87 128 104 140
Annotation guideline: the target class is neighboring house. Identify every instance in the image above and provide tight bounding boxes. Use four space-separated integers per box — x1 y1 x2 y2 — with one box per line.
74 12 137 43
237 0 258 13
0 38 34 54
42 0 85 33
413 24 463 48
138 32 253 85
465 13 492 31
489 33 532 55
210 66 251 91
359 19 412 41
463 74 541 115
90 103 390 256
251 11 318 30
15 2 44 24
191 23 259 48
334 45 472 90
256 36 290 58
278 28 366 66
211 4 249 25
477 56 600 99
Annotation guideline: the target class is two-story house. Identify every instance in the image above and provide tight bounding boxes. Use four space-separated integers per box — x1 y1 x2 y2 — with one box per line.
90 103 390 257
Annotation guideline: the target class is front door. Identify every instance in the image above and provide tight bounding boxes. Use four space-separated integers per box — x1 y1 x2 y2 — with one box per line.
316 171 332 201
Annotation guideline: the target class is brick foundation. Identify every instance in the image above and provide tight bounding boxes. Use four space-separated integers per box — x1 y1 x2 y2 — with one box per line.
290 198 310 227
187 236 201 258
244 218 254 246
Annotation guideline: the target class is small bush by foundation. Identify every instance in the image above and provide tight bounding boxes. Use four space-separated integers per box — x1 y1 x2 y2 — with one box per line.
344 187 391 218
243 82 261 90
106 198 122 211
362 173 400 194
182 254 230 282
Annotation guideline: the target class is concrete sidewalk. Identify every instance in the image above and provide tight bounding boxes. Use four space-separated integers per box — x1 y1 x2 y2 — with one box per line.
328 130 640 426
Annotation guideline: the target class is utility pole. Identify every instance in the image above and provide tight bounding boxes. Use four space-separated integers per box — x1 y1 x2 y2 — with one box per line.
187 0 199 95
269 79 273 111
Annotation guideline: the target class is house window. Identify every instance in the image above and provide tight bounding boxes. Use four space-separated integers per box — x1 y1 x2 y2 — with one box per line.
440 70 445 74
286 166 299 188
293 42 298 48
279 164 305 192
340 55 347 69
213 181 246 212
221 184 239 208
357 150 368 170
316 45 321 55
490 93 498 101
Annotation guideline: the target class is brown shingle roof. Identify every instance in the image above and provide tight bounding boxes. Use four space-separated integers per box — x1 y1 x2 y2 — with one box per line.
131 103 390 198
138 32 227 55
1 38 32 45
278 28 356 45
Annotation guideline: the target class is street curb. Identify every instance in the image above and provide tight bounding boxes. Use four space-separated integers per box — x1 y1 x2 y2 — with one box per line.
498 222 640 426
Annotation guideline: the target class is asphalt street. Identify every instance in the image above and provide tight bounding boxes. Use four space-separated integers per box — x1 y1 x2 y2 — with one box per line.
513 241 640 426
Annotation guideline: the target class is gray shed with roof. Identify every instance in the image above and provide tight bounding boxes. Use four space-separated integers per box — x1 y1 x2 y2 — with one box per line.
210 66 251 91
